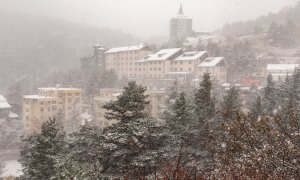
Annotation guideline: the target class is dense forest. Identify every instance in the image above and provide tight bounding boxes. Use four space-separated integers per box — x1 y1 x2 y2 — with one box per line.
18 70 300 179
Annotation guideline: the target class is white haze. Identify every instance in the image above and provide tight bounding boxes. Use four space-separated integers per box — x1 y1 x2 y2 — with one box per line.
0 0 298 36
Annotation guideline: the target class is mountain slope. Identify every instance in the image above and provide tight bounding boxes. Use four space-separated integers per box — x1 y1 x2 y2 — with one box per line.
0 10 136 93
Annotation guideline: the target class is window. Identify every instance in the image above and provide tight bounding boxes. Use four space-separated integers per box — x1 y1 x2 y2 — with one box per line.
189 67 192 71
41 108 44 112
158 68 161 71
189 61 192 64
180 68 183 71
180 61 183 64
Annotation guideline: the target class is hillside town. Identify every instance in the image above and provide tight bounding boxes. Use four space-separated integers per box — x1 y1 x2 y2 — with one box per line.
1 2 300 179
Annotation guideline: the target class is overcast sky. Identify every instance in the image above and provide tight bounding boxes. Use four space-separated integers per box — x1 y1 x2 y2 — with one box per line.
1 0 298 37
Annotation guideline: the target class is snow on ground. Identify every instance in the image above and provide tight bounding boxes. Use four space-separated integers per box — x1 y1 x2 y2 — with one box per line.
1 160 22 178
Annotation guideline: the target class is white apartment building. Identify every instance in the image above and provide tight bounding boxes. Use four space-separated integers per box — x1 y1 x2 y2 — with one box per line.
105 43 152 79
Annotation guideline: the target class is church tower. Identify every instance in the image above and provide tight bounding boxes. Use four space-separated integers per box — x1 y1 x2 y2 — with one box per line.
169 4 193 46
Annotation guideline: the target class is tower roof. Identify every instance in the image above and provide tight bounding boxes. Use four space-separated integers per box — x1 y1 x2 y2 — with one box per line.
178 4 183 15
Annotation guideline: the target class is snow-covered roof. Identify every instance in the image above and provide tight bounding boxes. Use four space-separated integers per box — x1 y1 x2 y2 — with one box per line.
198 57 225 67
1 160 22 177
8 111 18 118
174 51 207 61
0 95 11 109
38 87 82 91
105 43 148 53
23 95 56 100
266 64 299 72
143 48 182 61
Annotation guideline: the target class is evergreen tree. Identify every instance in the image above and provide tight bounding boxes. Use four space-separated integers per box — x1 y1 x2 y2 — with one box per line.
100 81 166 178
249 96 262 120
19 118 66 180
221 87 240 120
263 74 277 115
102 81 149 123
194 72 215 122
57 123 103 179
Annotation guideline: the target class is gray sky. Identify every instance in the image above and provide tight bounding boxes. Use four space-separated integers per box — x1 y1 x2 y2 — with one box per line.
1 0 298 36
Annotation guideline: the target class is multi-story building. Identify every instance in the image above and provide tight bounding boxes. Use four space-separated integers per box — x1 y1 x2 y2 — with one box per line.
135 48 183 79
197 57 227 84
22 87 82 133
169 5 193 46
135 48 210 80
266 64 299 81
105 43 152 79
93 88 166 129
166 51 208 79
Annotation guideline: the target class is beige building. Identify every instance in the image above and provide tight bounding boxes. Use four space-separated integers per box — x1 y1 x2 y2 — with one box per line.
22 87 82 133
197 57 227 84
135 48 209 80
105 43 152 79
93 88 166 129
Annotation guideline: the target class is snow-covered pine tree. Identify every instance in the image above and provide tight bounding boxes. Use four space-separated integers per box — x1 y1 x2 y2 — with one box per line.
221 87 240 120
164 92 198 179
249 96 262 120
102 81 149 123
19 118 66 180
99 81 166 178
57 122 103 179
191 72 216 177
194 72 215 122
263 74 277 115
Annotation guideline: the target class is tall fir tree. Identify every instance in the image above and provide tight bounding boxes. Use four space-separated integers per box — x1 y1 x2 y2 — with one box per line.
194 72 215 122
19 118 66 180
99 81 166 178
221 87 240 120
263 74 277 115
249 96 262 120
57 122 104 179
102 81 149 123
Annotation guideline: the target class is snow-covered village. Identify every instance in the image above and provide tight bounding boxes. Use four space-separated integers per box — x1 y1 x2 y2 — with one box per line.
1 0 300 179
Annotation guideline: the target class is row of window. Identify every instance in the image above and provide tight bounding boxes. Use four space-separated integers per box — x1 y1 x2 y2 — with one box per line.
106 51 139 57
106 56 139 61
170 67 192 72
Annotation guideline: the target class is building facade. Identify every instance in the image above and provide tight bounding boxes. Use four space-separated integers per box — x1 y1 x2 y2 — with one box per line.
169 5 193 46
197 57 227 84
266 64 299 81
135 48 211 80
105 44 152 79
22 87 82 133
